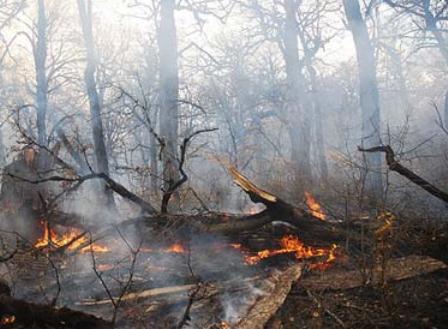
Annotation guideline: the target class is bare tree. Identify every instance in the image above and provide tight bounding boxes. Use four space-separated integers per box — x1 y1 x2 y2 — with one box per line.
35 0 48 146
158 0 180 196
282 0 312 185
343 0 383 202
77 0 115 207
385 0 448 125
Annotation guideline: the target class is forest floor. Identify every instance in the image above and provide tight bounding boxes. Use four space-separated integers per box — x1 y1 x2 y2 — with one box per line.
274 267 448 329
271 218 448 329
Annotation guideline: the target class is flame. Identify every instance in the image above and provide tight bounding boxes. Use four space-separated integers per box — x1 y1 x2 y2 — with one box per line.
220 321 231 329
165 243 185 254
1 315 15 325
140 243 186 254
243 235 337 269
97 264 114 272
34 221 109 253
304 192 326 220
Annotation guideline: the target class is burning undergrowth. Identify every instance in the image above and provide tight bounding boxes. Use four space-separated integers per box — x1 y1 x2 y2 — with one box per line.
0 167 343 328
0 213 341 328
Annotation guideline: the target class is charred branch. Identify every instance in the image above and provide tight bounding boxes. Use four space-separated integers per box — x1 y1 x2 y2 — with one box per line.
358 145 448 204
5 171 157 214
161 127 218 213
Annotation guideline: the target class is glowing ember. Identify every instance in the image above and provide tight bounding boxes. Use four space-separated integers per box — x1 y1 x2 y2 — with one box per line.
1 315 15 325
34 221 109 253
244 204 264 215
243 235 337 269
165 243 185 254
304 191 326 220
140 244 187 254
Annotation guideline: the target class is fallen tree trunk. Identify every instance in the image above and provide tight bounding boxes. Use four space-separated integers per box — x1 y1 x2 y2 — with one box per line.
79 264 301 329
11 166 344 249
121 167 344 245
236 264 302 329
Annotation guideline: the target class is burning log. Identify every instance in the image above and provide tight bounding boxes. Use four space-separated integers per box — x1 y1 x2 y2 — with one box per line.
105 167 345 246
219 167 343 244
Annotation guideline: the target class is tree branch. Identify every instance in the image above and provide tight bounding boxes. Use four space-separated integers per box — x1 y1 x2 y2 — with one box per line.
358 145 448 204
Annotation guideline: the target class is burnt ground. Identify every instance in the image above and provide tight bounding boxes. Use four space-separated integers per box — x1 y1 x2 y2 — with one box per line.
272 268 448 329
270 218 448 329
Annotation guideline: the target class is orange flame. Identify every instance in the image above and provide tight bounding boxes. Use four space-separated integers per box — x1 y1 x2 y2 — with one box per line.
242 235 337 269
165 243 185 254
304 192 326 220
34 221 109 253
220 321 231 329
1 315 15 325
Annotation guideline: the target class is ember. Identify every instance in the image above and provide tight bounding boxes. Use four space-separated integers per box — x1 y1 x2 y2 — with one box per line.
304 192 326 220
165 243 185 253
34 221 109 253
0 315 15 325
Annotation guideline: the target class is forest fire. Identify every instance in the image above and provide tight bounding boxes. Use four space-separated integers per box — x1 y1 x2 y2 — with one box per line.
34 221 109 253
304 192 326 220
238 235 337 269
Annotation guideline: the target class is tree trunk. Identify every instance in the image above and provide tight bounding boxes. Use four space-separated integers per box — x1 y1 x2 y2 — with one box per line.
0 128 5 168
77 0 115 207
343 0 383 202
283 0 312 187
35 0 48 146
157 0 179 195
149 123 159 193
298 25 328 182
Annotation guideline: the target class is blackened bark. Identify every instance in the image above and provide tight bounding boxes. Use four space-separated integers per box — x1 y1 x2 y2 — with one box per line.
359 145 448 204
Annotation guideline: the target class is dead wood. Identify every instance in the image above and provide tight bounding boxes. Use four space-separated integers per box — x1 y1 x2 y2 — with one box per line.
119 167 343 244
358 145 448 203
81 265 301 329
227 167 344 244
79 276 262 306
5 171 157 214
300 255 447 291
161 127 218 214
236 264 302 329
